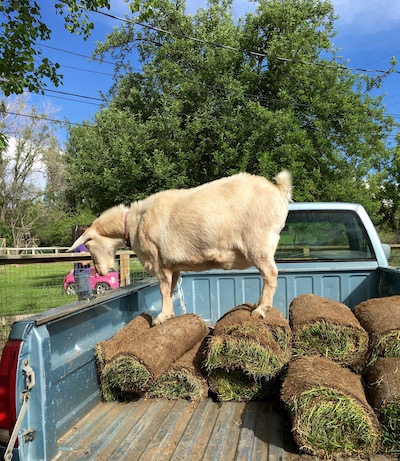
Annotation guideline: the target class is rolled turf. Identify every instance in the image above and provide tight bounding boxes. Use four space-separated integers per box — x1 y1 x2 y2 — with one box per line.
208 368 274 402
146 336 209 402
365 357 400 453
95 313 153 400
101 313 209 400
354 296 400 366
289 294 369 370
204 304 291 401
281 356 381 457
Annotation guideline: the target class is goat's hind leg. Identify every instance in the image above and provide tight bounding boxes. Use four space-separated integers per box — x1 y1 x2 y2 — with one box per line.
153 268 176 326
251 256 278 319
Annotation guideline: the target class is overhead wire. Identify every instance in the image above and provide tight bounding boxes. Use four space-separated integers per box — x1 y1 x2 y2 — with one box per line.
5 6 400 136
93 9 400 76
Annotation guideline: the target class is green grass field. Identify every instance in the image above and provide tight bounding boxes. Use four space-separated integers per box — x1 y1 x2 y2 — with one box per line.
0 259 147 353
0 260 147 316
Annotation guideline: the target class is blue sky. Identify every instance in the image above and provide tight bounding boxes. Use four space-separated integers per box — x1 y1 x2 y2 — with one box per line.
24 0 400 147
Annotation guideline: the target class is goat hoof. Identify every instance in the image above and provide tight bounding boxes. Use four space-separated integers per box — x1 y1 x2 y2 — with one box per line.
152 312 171 326
251 306 266 319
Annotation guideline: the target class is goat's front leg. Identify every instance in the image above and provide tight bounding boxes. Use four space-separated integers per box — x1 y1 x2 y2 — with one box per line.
153 269 175 326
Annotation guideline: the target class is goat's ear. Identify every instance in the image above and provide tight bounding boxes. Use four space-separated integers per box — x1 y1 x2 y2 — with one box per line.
66 228 95 252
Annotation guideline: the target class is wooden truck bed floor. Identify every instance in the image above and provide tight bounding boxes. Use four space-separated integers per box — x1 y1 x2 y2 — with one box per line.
55 398 394 461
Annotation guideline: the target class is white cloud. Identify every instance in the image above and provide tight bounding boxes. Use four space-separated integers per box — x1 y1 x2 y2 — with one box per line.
331 0 400 33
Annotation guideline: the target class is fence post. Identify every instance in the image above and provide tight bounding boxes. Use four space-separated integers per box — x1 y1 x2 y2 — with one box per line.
120 253 131 287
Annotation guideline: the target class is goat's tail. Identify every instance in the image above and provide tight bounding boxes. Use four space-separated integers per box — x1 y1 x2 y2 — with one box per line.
275 170 293 202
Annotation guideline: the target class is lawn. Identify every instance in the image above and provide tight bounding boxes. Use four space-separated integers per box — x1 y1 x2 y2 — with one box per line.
0 259 147 353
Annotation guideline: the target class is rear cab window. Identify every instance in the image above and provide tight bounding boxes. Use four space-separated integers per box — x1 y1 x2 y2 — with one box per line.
276 210 375 261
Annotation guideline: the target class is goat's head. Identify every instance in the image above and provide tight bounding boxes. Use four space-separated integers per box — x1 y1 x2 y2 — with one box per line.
66 223 122 276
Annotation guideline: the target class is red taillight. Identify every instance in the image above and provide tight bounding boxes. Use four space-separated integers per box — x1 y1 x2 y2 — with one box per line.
0 340 22 446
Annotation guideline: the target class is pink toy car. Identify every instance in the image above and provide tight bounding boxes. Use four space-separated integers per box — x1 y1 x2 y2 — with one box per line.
64 267 119 295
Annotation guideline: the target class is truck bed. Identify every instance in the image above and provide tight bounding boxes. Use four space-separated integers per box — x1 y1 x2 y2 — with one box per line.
55 397 391 461
6 264 400 461
55 397 289 461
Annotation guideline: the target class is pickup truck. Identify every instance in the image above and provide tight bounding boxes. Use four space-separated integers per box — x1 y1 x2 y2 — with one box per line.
1 202 399 461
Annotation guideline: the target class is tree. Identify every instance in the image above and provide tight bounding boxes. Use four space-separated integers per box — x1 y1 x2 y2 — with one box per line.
0 95 62 247
0 0 113 96
65 0 397 225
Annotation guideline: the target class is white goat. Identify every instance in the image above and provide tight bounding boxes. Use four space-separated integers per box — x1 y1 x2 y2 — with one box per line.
67 171 292 325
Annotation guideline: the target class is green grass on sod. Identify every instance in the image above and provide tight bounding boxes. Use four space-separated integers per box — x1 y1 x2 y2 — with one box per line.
291 387 380 457
101 357 151 401
380 403 400 453
208 368 272 402
368 331 400 366
205 331 289 380
293 321 368 366
147 370 207 402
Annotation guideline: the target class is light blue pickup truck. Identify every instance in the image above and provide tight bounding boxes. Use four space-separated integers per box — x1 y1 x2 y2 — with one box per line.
1 203 399 461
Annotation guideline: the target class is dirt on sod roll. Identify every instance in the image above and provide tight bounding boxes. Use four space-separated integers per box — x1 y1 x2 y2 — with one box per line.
96 313 153 367
146 335 209 402
281 356 381 458
101 314 209 400
354 296 400 366
365 357 400 453
290 294 369 370
205 304 291 396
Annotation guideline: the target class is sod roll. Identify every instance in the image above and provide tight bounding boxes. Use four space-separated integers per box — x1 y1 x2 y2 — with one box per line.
205 304 291 384
281 356 381 457
290 294 369 370
365 357 400 453
208 368 273 402
101 313 209 400
146 336 209 402
354 296 400 366
95 313 153 399
96 313 153 367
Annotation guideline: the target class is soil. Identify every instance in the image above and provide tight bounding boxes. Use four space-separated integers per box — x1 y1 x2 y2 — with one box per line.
354 296 400 346
289 294 369 369
365 357 400 410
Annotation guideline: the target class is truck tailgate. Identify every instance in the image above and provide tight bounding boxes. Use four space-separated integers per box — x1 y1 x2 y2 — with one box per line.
55 398 287 460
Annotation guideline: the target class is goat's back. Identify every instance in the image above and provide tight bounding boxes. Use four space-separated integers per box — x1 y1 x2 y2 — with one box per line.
133 172 290 267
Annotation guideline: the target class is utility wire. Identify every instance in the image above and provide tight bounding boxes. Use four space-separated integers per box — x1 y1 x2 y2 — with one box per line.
93 9 400 76
36 42 143 73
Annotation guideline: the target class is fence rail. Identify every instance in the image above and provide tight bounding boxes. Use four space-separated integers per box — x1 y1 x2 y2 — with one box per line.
2 247 70 255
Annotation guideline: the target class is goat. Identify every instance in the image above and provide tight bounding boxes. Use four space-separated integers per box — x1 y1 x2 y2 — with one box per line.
67 171 292 325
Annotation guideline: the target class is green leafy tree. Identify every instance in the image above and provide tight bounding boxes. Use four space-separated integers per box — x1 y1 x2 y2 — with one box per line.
66 0 396 224
0 1 112 95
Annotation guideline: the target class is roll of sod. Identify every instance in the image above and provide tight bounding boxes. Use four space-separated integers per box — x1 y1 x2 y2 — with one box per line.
205 304 291 383
95 313 153 400
208 368 273 402
354 296 400 366
365 357 400 453
146 336 209 402
101 314 209 400
281 356 381 458
290 294 369 370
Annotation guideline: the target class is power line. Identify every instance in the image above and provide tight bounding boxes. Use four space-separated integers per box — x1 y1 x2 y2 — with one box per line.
43 88 103 102
36 42 115 66
93 9 400 76
36 42 143 73
4 110 85 127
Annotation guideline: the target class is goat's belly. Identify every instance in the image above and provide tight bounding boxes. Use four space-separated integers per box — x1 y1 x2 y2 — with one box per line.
175 250 252 272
